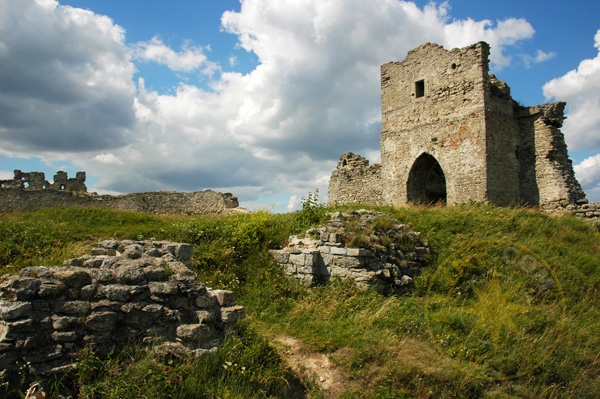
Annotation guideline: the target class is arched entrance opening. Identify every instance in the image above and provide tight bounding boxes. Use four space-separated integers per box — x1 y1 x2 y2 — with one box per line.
407 153 447 204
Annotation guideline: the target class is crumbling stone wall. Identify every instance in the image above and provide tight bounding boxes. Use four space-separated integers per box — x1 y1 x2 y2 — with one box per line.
0 170 87 192
515 103 587 208
329 41 587 211
0 170 241 215
328 153 385 206
270 210 430 293
379 42 491 205
0 240 245 387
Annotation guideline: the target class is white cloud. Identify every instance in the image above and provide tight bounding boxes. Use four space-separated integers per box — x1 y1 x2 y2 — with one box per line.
574 154 600 201
521 49 556 69
229 55 237 67
287 195 301 212
443 17 534 69
0 170 13 180
93 153 124 165
0 0 540 205
0 0 136 154
132 36 218 74
544 29 600 152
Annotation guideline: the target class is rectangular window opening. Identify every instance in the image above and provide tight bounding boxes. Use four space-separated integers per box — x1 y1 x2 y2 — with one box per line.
415 80 425 98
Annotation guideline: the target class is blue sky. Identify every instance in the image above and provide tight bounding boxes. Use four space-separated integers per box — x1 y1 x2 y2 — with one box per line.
1 0 600 211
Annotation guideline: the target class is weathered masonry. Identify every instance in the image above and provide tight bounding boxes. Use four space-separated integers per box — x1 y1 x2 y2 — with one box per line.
0 240 245 388
0 170 87 192
329 42 587 210
0 170 242 215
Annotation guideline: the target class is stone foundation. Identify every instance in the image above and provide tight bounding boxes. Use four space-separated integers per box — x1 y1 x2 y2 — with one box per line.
0 240 245 387
270 210 430 293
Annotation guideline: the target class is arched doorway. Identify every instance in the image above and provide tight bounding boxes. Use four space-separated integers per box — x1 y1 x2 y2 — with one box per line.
407 153 447 204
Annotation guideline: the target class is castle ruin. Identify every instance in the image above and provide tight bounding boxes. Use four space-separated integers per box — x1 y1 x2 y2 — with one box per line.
0 170 87 192
0 170 241 215
329 42 587 209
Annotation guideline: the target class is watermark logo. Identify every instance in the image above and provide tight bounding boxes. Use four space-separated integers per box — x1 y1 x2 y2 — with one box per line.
424 240 566 380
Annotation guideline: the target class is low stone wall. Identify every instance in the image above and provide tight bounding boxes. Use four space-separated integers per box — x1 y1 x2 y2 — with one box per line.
0 240 245 387
0 189 241 215
564 202 600 221
270 210 430 293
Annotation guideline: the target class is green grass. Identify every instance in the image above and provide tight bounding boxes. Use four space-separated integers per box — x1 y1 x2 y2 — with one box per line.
1 203 599 398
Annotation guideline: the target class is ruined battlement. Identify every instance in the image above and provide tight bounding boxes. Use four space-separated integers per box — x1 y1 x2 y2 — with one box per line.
0 170 87 192
0 170 242 215
329 41 588 212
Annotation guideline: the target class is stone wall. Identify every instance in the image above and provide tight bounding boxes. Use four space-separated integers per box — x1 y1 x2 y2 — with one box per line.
0 240 245 387
327 153 384 206
270 210 430 293
379 42 490 206
558 202 600 222
516 103 587 208
0 189 241 215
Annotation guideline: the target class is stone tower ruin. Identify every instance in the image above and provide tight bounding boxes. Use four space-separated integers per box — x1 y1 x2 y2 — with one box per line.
328 41 587 209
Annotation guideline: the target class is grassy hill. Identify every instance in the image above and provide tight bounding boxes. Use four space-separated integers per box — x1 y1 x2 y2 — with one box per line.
0 202 599 398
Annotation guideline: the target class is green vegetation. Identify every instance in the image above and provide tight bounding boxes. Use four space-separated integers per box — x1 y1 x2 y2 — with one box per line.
0 201 599 398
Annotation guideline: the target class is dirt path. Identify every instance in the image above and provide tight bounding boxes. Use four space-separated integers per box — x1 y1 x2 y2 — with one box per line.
273 335 357 398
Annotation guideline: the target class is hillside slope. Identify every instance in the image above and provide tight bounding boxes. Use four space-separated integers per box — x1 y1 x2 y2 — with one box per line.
0 204 598 398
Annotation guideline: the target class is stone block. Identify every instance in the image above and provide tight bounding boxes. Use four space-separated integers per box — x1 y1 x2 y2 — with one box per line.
99 240 120 250
51 315 79 331
0 301 32 321
38 282 66 298
195 294 218 308
211 290 236 307
328 233 342 243
115 265 146 285
175 244 193 262
7 318 33 333
220 306 246 324
85 311 118 331
149 281 179 296
90 248 108 256
80 284 98 300
289 253 306 265
268 250 289 264
330 266 350 278
123 245 143 259
330 247 347 255
58 300 90 315
304 252 319 266
321 253 334 267
51 331 78 342
83 258 104 268
143 265 168 281
346 248 369 257
176 324 211 341
98 284 131 302
52 269 92 287
334 256 362 269
196 309 216 323
318 245 331 254
90 300 122 312
166 262 197 283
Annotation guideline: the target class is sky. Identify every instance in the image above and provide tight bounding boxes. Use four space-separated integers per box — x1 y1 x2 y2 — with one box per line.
1 0 600 212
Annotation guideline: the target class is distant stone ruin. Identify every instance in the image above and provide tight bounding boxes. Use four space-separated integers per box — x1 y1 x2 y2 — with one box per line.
0 170 87 192
329 41 591 216
0 170 242 215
